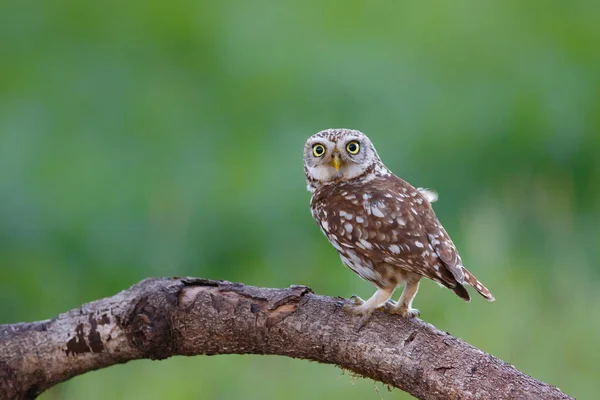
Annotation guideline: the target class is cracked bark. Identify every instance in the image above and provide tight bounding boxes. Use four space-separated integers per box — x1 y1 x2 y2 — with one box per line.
0 277 573 400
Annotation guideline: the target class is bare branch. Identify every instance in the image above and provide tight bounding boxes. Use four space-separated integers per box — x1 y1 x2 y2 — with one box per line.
0 277 572 400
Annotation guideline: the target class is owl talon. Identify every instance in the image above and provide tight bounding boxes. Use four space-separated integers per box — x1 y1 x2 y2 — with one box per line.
342 302 378 330
349 295 365 306
393 307 420 318
342 306 374 330
355 313 374 331
380 299 398 312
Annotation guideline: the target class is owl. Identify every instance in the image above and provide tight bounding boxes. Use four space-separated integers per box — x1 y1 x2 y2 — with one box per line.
304 128 494 324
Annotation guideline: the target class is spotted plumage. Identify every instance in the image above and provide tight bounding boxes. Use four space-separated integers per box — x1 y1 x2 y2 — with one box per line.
304 128 494 321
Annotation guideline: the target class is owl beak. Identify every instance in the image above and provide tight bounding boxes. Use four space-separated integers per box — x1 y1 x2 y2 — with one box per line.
331 154 342 172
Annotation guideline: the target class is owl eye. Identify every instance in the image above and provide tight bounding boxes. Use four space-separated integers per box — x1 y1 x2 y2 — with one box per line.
346 141 360 155
312 144 326 157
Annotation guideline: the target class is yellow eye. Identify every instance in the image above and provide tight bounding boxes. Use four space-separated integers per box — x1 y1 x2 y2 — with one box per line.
346 141 360 155
312 144 326 157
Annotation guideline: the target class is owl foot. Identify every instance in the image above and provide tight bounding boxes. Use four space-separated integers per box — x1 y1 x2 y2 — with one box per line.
342 302 366 316
343 289 397 329
338 296 368 318
336 295 363 309
347 295 395 311
392 306 420 318
342 300 375 330
343 307 374 330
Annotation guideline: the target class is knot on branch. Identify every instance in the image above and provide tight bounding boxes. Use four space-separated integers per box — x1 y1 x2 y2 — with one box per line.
127 285 178 360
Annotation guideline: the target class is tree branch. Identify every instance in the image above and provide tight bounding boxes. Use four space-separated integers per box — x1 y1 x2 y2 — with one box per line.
0 277 572 400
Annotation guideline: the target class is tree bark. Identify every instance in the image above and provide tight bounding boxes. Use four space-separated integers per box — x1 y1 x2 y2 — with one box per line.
0 277 573 400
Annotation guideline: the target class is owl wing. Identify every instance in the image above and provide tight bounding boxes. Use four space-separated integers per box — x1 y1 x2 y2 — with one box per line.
337 177 464 289
424 222 465 284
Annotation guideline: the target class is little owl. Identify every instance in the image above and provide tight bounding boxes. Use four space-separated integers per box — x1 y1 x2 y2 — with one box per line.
304 128 494 324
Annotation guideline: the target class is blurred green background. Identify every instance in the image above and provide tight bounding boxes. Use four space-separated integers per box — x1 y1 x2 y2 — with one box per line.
1 1 599 399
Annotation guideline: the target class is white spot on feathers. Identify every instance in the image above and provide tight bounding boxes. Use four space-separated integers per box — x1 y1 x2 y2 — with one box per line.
331 240 343 252
371 206 385 218
359 239 373 250
339 210 353 219
389 244 401 254
418 188 439 203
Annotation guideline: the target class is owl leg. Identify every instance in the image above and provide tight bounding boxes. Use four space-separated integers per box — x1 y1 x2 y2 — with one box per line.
393 280 421 318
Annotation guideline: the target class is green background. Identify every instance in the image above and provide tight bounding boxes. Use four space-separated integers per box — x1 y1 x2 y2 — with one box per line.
1 1 599 399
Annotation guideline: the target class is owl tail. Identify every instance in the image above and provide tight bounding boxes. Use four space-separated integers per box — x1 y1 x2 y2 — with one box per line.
463 269 495 302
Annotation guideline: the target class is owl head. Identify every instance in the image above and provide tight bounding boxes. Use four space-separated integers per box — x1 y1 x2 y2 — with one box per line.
304 128 383 191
